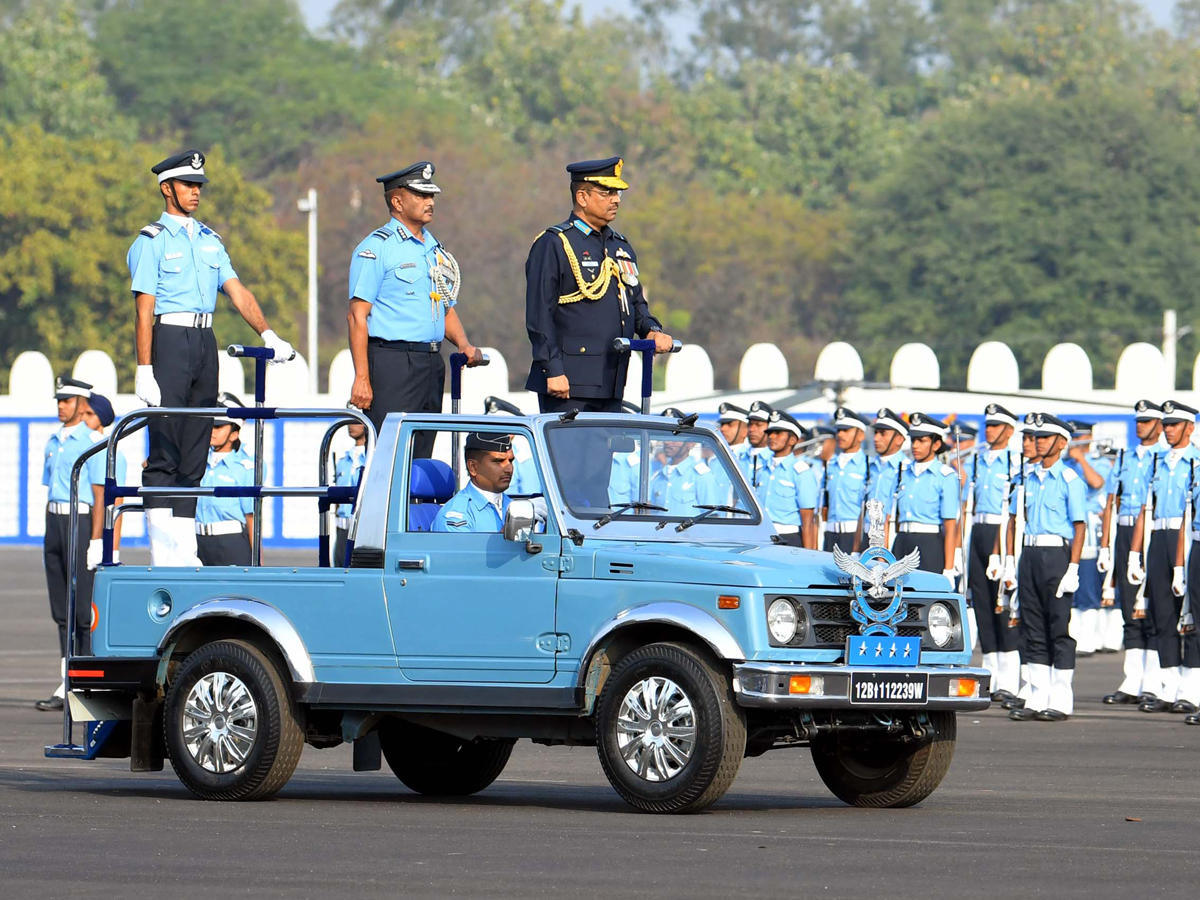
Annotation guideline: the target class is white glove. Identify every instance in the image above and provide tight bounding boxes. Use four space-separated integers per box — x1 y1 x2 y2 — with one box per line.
986 554 1003 581
1055 562 1080 598
1173 566 1186 597
952 547 964 576
86 539 101 570
261 330 295 364
1096 546 1111 573
1127 552 1146 585
941 569 957 588
135 365 161 407
1003 555 1017 591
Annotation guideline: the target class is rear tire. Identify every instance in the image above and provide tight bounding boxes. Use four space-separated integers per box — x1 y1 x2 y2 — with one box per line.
811 711 957 808
379 719 513 796
164 639 303 801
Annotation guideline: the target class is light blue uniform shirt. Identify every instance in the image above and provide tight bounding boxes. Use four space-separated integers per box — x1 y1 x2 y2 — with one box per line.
1148 446 1197 520
650 455 718 515
507 441 541 496
763 454 818 526
333 446 366 518
43 424 127 504
867 452 904 511
609 449 642 506
1065 453 1114 518
743 447 773 504
127 213 237 314
348 218 454 342
824 451 868 522
1022 460 1087 539
895 461 959 525
432 480 510 533
1105 444 1163 518
196 449 255 525
968 449 1017 516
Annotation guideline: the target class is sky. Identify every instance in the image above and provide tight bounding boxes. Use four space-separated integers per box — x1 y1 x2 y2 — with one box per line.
297 0 1180 32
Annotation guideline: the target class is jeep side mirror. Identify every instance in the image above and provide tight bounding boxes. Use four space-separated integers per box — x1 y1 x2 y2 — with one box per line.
503 499 536 542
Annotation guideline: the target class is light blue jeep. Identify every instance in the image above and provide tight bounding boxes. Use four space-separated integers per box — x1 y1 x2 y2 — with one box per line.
53 409 989 813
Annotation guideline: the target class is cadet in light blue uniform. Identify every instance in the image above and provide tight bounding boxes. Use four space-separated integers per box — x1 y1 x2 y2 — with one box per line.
649 441 706 517
433 433 513 533
744 401 775 503
196 394 254 567
867 408 908 541
1100 401 1165 705
1128 401 1199 713
822 407 869 553
762 411 818 547
717 402 752 474
483 396 541 496
1061 420 1114 656
892 413 959 579
348 162 481 451
1007 413 1086 722
1178 449 1200 722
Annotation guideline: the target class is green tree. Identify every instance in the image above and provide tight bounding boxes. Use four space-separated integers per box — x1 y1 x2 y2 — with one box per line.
0 0 133 140
0 126 303 391
841 90 1200 388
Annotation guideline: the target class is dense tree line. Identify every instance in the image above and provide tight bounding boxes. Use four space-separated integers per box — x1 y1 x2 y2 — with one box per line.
2 0 1199 392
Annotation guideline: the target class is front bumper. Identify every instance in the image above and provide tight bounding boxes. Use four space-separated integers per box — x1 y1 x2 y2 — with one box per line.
732 662 992 711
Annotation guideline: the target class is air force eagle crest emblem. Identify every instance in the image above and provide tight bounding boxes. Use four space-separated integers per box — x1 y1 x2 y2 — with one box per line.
833 500 921 636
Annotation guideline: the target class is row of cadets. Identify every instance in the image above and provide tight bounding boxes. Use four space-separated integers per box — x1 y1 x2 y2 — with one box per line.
1064 420 1117 655
744 401 775 502
195 392 256 567
37 378 126 712
967 404 1022 702
1100 400 1166 705
892 414 960 582
1127 401 1200 717
761 410 818 547
821 408 869 553
330 411 369 568
1008 414 1086 722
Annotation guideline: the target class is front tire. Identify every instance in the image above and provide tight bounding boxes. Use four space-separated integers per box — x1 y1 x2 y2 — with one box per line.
164 639 303 801
596 642 746 813
811 711 957 808
379 719 513 796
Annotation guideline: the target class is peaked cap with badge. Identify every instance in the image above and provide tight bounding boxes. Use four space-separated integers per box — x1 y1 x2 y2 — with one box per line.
1161 400 1198 424
1133 399 1164 421
718 402 749 424
874 407 908 436
748 401 774 422
833 407 867 431
376 161 441 195
55 376 92 401
567 157 629 190
984 403 1018 428
465 432 513 453
152 150 209 185
907 412 950 441
766 409 806 439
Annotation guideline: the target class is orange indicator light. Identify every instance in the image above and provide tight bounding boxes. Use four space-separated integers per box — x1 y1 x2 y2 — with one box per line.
950 678 979 698
717 596 740 610
789 676 813 694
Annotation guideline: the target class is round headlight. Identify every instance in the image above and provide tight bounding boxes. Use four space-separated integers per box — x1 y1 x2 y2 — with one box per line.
767 598 798 644
928 602 954 648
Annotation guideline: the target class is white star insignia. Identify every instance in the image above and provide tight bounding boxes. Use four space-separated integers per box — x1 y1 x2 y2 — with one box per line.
903 644 912 657
875 643 883 657
889 643 897 657
858 643 867 656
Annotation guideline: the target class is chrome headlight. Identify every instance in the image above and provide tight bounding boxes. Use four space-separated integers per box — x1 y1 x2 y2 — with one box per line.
928 602 954 647
767 598 798 644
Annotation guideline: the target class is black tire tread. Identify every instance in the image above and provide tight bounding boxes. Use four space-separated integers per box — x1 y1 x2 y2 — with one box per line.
379 720 513 796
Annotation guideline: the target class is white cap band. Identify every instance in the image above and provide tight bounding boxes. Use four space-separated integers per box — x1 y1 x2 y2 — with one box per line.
157 164 206 183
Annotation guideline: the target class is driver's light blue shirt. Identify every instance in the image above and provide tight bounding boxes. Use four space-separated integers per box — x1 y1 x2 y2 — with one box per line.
127 213 237 315
348 218 454 342
432 481 510 533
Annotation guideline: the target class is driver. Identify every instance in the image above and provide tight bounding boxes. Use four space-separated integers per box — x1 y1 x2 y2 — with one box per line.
432 433 513 532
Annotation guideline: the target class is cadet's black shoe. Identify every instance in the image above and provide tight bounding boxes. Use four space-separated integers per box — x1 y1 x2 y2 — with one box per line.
1139 699 1171 713
1035 709 1070 722
1170 700 1198 714
991 690 1018 704
1009 707 1038 721
1076 650 1095 659
1184 712 1200 725
1136 692 1158 704
34 696 63 712
1103 691 1139 705
1002 697 1026 710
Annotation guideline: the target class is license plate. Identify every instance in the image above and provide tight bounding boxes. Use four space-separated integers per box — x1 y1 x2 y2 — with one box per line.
849 671 929 705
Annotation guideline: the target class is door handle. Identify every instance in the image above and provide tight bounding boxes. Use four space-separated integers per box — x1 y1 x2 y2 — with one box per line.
396 558 426 571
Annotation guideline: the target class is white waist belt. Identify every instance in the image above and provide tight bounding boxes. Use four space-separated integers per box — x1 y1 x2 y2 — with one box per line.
47 502 90 515
1192 530 1200 542
774 524 800 534
972 513 1004 525
335 516 353 530
197 520 243 536
1024 535 1065 547
898 523 940 534
158 311 213 328
1153 517 1183 531
823 520 858 533
1117 515 1137 527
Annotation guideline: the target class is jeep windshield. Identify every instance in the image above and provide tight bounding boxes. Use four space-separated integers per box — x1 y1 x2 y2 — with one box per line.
543 422 761 526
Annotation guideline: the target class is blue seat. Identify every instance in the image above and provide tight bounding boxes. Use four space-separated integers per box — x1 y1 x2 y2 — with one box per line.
409 459 456 532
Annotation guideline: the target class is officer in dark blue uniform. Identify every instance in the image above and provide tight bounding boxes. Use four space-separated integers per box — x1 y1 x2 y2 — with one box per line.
524 158 673 413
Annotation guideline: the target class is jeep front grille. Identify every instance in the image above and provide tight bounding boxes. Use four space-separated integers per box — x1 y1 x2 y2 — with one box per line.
765 593 935 651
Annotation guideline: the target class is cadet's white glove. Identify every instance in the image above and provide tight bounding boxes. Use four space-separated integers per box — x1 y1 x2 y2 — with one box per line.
941 569 957 588
952 547 964 576
1055 563 1080 598
1127 552 1146 585
1003 555 1017 591
1173 566 1186 597
86 539 101 571
986 553 1003 581
1096 546 1111 573
135 365 161 407
261 330 295 364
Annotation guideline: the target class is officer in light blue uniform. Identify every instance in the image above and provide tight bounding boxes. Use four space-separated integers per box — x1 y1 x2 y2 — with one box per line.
348 161 481 452
892 413 959 578
195 393 255 567
867 408 908 536
484 396 541 496
744 401 775 503
822 407 870 553
433 433 513 533
1008 413 1086 722
1063 420 1115 655
762 411 818 547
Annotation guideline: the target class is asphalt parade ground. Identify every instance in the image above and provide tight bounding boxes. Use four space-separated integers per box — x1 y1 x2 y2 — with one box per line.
0 548 1197 899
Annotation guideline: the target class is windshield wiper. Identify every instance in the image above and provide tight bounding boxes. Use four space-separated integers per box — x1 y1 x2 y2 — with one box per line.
594 502 668 530
674 504 753 532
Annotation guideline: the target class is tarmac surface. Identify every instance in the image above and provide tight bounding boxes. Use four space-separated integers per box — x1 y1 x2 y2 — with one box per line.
0 546 1197 899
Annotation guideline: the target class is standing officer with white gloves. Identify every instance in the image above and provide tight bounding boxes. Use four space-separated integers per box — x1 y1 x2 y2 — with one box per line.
1128 401 1197 713
127 150 293 567
1008 413 1086 722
